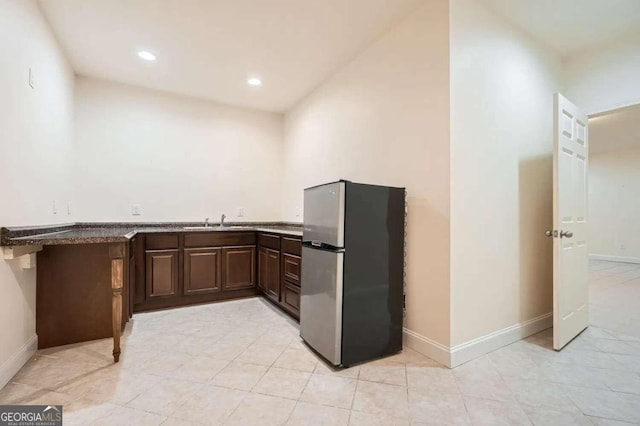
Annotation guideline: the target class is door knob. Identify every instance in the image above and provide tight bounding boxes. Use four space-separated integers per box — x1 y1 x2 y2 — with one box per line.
560 230 573 238
545 230 553 237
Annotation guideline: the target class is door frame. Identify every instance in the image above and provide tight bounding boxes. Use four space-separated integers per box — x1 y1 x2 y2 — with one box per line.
585 97 640 118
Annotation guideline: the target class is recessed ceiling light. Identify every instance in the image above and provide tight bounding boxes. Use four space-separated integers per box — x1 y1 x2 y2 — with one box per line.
247 77 262 87
137 51 156 61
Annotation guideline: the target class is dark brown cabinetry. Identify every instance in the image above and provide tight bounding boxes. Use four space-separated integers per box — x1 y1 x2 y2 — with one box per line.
282 253 301 285
282 281 301 314
36 242 132 349
135 232 258 312
184 248 222 295
146 249 179 299
32 228 301 352
223 246 256 290
257 233 302 320
263 247 280 300
258 248 267 292
133 230 299 319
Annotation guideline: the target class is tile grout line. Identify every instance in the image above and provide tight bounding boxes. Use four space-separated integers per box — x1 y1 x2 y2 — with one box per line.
8 270 640 425
403 355 410 423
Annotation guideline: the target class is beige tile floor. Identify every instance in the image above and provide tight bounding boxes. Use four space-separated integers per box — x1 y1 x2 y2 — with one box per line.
1 260 640 425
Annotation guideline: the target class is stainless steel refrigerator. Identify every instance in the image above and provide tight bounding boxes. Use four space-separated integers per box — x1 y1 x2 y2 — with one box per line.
300 180 405 367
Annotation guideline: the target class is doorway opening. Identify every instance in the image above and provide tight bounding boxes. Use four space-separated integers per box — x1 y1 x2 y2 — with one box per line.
586 103 640 338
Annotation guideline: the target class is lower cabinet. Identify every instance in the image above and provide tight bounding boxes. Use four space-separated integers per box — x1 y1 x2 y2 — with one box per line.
146 249 179 299
136 232 258 312
183 246 256 295
258 246 281 301
258 234 302 320
136 231 299 320
184 248 222 295
281 281 301 317
223 246 256 290
265 248 281 300
258 248 267 292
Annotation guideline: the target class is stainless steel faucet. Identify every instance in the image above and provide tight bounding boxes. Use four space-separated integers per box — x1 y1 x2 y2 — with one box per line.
204 217 210 228
221 214 226 227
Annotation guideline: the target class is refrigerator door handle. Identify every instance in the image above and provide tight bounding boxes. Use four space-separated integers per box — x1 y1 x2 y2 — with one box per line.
310 241 322 247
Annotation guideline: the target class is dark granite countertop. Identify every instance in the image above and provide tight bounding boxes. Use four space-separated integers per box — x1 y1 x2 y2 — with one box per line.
1 222 303 246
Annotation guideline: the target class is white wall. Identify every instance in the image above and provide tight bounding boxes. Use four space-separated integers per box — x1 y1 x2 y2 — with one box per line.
0 0 75 384
589 147 640 262
282 1 451 346
564 30 640 115
450 0 562 349
74 77 284 222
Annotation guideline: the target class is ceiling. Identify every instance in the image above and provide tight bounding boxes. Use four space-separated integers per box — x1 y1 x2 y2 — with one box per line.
589 104 640 154
38 0 423 112
481 0 640 56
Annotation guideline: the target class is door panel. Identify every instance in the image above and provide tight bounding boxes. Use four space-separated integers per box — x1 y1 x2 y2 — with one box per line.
553 93 589 350
146 249 179 298
266 249 280 299
258 247 267 292
303 181 345 247
184 248 222 295
300 246 344 365
282 281 301 318
223 246 256 291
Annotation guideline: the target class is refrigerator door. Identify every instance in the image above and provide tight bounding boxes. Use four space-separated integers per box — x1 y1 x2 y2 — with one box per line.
300 245 344 365
303 181 346 248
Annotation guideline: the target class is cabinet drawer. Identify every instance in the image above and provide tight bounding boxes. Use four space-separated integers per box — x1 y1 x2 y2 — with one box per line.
282 237 302 256
282 253 301 286
146 234 179 250
282 282 300 318
184 232 256 248
258 233 280 250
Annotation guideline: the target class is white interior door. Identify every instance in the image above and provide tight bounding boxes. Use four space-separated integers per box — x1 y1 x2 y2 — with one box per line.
552 93 589 350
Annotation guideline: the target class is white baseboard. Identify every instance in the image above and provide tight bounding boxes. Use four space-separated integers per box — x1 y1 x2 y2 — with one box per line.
403 328 451 367
403 313 552 368
0 334 37 390
589 254 640 264
449 313 552 367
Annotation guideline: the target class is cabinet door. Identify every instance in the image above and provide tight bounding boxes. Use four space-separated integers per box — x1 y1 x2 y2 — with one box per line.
258 247 268 292
281 281 301 319
146 249 179 299
223 246 256 291
266 249 280 299
184 248 222 295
